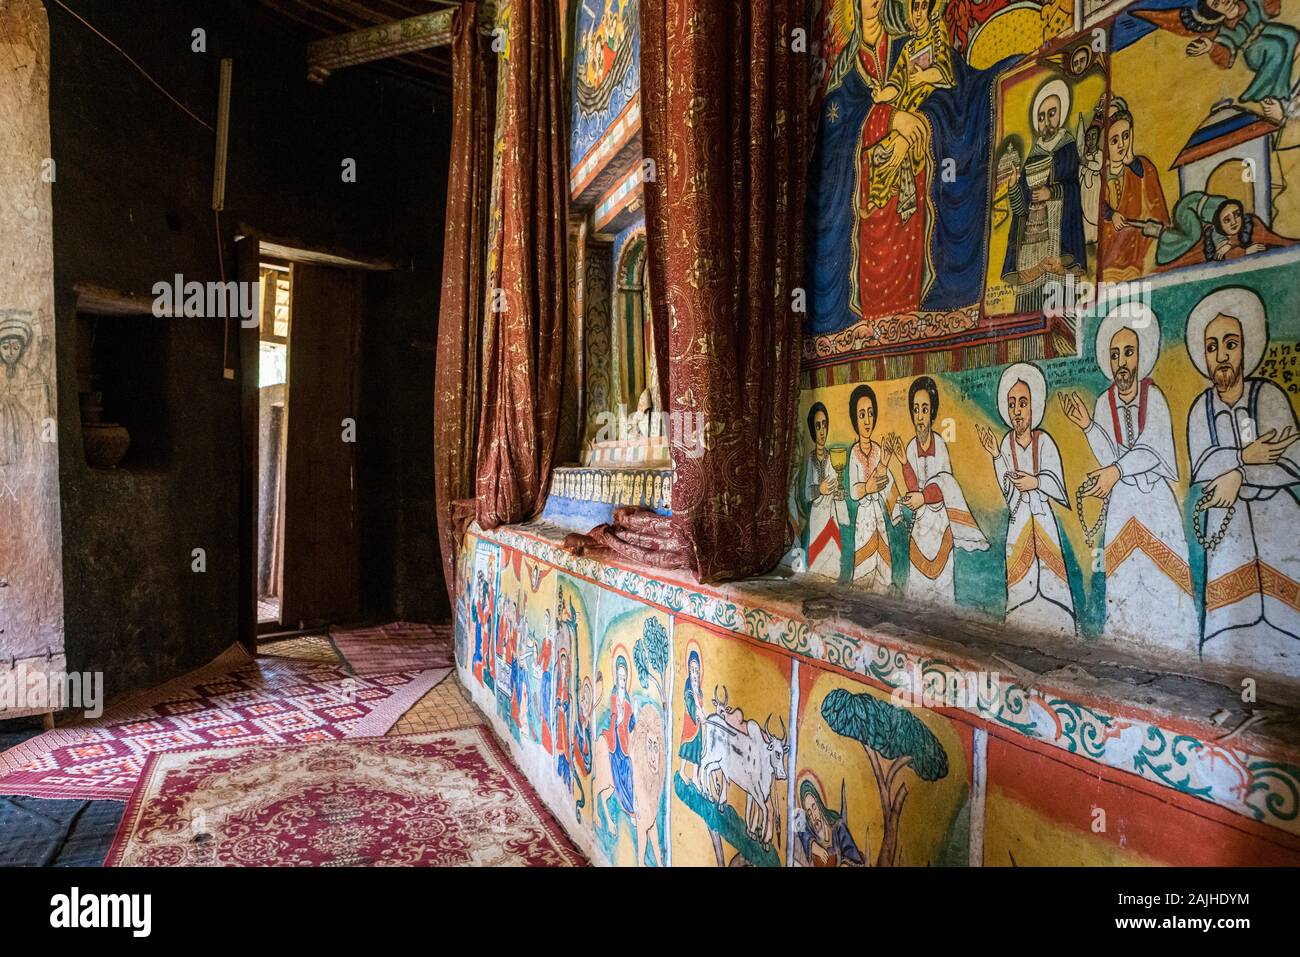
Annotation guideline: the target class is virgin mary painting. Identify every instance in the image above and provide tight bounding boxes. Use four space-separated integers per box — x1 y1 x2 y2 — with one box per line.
807 0 1021 335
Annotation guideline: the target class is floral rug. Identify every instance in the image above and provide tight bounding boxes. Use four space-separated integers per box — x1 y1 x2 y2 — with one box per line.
106 728 585 866
329 621 454 676
0 645 443 801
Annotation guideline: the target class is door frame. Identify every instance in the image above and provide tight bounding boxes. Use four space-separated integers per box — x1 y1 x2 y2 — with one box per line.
235 227 396 652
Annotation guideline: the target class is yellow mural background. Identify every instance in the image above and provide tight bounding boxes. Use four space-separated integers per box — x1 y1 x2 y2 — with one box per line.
669 623 793 867
1111 12 1300 240
796 668 970 867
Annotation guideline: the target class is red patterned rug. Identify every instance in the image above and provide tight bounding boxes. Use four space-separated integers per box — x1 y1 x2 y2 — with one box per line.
106 728 585 866
329 621 454 676
0 645 443 801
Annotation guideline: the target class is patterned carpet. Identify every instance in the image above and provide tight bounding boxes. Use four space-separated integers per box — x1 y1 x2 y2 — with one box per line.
328 621 454 676
0 645 444 801
107 728 585 866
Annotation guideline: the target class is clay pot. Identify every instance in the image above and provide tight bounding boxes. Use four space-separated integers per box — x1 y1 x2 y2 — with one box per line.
79 392 130 468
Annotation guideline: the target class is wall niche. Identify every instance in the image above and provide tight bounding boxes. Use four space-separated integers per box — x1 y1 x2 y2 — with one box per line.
75 303 173 472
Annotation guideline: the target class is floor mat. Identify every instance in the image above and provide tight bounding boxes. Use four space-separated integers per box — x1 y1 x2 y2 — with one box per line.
329 621 454 676
0 796 124 866
0 645 444 801
107 728 585 867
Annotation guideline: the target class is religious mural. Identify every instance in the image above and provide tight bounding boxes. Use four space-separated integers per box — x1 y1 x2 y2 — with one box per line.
793 666 971 867
670 623 792 867
795 253 1300 670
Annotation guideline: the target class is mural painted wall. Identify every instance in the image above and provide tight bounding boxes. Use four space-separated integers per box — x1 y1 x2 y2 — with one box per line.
798 0 1300 680
0 0 65 712
570 0 640 172
454 526 1300 865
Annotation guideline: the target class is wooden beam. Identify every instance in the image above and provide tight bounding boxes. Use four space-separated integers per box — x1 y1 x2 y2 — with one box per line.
307 8 455 83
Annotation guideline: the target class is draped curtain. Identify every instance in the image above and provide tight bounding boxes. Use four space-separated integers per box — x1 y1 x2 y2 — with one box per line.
434 3 494 605
639 0 809 582
474 0 570 529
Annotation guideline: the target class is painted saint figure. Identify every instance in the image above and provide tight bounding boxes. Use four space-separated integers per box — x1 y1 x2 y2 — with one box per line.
470 572 492 687
848 384 898 592
804 401 849 578
886 376 988 604
1156 192 1293 270
1001 79 1088 313
0 315 45 468
792 779 865 867
678 649 704 779
978 363 1077 638
1185 287 1300 670
1060 305 1197 646
598 656 637 821
1098 100 1171 283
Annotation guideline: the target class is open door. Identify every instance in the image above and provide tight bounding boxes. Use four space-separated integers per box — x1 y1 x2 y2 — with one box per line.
277 263 362 628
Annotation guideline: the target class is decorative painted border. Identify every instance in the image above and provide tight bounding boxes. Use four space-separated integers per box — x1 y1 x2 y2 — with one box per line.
549 465 672 511
468 523 1300 838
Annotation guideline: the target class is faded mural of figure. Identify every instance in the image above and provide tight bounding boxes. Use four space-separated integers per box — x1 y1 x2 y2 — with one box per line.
792 778 865 867
1077 104 1105 250
885 376 988 605
1185 287 1300 670
804 401 849 578
1001 79 1088 314
595 655 637 822
847 384 898 592
0 313 47 468
977 363 1077 638
1060 304 1197 646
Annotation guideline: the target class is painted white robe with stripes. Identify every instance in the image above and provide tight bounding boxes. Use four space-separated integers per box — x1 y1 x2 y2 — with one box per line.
805 450 849 579
890 433 988 605
995 430 1076 638
1188 377 1300 670
1085 381 1197 645
849 440 896 593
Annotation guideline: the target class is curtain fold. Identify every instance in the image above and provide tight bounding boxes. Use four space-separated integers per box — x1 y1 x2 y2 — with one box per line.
638 0 810 582
434 3 494 606
474 0 570 529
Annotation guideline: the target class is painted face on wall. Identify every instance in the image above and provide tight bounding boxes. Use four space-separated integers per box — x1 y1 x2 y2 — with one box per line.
1037 95 1061 139
907 0 930 34
912 393 933 438
0 336 24 367
801 791 831 845
616 657 628 694
1008 380 1033 437
813 409 828 450
1205 313 1244 393
1109 326 1140 394
688 656 701 687
580 678 592 717
1216 201 1245 239
859 0 884 22
1106 116 1133 167
854 395 875 442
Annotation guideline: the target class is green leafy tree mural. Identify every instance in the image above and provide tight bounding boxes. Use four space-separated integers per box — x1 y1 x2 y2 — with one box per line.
821 688 948 867
633 617 668 702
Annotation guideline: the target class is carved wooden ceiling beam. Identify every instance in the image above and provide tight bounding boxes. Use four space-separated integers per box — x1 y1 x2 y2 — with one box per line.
306 8 456 83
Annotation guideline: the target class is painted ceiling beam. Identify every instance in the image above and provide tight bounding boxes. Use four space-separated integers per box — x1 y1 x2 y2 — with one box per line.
306 8 456 83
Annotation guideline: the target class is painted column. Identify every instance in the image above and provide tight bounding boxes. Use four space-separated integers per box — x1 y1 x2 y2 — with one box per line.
0 0 66 712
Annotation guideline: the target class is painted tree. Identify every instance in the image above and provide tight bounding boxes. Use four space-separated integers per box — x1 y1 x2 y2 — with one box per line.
633 616 669 703
820 688 948 867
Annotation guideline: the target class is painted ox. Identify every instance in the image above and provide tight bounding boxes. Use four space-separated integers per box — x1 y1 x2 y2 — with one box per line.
696 686 788 846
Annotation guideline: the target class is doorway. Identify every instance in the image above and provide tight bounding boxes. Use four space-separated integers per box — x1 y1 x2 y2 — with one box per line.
239 234 383 647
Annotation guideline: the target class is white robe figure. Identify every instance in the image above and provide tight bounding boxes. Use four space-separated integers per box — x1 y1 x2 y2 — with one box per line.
849 439 896 592
1083 306 1197 646
891 433 988 604
1184 290 1300 671
805 449 849 579
992 364 1076 638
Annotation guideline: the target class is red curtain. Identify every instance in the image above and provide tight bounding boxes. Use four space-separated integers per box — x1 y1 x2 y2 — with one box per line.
639 0 809 582
474 0 570 529
434 3 494 606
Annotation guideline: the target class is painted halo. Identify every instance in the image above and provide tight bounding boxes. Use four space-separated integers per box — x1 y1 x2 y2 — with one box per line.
1095 302 1160 381
1185 286 1268 379
998 362 1047 430
1031 78 1070 132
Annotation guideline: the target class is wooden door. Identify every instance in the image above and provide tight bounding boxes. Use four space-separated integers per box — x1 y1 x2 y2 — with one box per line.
278 264 362 627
